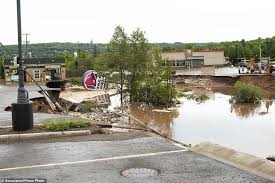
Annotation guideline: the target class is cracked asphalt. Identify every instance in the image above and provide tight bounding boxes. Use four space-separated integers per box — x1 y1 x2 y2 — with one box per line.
0 84 68 127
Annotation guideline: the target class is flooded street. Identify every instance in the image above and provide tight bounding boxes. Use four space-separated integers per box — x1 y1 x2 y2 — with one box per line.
109 90 275 159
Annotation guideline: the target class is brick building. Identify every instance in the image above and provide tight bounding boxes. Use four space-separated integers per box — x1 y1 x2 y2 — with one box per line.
161 50 225 69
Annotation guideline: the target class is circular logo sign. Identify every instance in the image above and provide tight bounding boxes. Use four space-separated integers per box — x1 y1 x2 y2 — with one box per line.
82 70 107 90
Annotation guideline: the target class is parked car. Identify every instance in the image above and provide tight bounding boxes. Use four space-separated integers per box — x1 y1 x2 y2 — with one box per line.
270 65 275 73
11 74 19 82
45 75 52 81
238 61 247 67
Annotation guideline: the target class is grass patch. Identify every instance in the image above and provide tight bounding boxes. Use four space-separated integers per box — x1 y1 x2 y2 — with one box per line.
232 81 262 104
40 119 93 131
266 155 275 162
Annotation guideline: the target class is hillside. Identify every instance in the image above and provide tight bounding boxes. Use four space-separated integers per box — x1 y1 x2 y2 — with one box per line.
1 36 275 64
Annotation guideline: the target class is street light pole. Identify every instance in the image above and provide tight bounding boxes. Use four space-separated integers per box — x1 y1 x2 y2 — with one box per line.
16 0 27 103
12 0 33 131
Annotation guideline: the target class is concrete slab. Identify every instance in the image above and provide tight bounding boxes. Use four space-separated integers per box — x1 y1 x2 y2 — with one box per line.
0 137 272 183
191 142 275 182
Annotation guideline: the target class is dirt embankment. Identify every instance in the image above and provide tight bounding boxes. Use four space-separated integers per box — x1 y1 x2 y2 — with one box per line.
175 75 275 91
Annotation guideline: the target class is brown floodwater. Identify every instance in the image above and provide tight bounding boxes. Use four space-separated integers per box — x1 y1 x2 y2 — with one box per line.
108 91 275 158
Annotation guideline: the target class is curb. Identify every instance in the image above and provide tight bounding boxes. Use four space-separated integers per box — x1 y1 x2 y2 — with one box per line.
191 142 275 182
0 130 91 142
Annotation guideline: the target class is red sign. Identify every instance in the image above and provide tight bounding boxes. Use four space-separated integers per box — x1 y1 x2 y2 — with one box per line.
82 70 107 90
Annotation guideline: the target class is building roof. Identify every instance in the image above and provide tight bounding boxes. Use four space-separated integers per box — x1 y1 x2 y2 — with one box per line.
192 50 224 53
4 57 65 66
162 50 224 53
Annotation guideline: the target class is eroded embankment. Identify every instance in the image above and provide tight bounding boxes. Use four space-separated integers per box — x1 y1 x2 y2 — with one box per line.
175 75 275 90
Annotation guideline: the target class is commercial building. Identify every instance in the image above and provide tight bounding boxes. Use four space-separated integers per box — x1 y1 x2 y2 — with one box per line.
161 50 225 69
3 58 66 83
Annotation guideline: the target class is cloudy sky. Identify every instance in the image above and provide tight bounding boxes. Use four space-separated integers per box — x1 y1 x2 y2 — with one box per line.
0 0 274 44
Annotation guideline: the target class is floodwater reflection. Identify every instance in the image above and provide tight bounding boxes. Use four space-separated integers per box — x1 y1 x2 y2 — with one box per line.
230 100 273 118
230 103 260 119
109 91 275 158
128 104 174 138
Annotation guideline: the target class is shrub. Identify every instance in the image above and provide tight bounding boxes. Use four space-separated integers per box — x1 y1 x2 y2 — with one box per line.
233 81 262 104
138 83 176 107
41 119 92 131
185 94 195 100
197 93 209 103
182 93 209 103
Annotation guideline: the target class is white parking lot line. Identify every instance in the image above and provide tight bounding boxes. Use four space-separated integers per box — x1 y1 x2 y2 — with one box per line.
0 149 186 172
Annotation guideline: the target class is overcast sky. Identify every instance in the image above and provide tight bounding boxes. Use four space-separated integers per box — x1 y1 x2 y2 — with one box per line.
0 0 274 44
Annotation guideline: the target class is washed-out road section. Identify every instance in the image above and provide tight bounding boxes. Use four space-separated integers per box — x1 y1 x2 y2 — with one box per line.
0 84 68 127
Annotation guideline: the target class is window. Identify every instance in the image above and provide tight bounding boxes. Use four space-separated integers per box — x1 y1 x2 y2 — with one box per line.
171 60 176 67
176 60 182 66
34 70 40 80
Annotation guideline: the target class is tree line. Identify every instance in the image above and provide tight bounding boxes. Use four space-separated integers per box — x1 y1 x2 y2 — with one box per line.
2 36 275 66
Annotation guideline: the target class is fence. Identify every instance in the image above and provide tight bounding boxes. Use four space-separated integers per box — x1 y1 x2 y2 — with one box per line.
66 70 86 78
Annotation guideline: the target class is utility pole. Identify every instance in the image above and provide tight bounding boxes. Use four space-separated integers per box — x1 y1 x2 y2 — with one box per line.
258 37 263 73
22 33 30 58
12 0 33 131
259 43 262 61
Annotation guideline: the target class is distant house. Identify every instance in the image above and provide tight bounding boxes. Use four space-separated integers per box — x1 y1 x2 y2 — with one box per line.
161 50 225 69
3 58 66 83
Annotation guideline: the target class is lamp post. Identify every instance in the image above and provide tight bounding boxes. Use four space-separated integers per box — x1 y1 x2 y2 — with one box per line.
12 0 33 131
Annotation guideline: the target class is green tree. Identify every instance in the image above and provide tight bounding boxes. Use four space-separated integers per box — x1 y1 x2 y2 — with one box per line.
101 26 177 107
55 52 75 70
92 53 109 72
106 26 130 105
127 28 150 102
75 49 94 70
144 46 176 106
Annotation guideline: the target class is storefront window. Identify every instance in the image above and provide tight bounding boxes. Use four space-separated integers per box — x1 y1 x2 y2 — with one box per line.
34 70 40 79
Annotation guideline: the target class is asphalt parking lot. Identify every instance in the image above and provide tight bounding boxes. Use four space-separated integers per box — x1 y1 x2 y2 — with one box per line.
0 137 272 183
0 84 273 183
